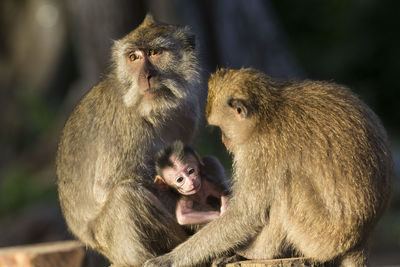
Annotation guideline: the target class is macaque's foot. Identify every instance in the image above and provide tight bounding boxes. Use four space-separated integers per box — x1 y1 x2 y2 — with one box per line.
212 254 247 266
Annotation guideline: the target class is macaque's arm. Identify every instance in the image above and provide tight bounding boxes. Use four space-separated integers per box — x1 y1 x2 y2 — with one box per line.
175 197 220 225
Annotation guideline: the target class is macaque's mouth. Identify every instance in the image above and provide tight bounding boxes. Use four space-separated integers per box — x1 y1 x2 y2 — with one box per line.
146 86 176 99
141 87 164 100
143 82 167 92
143 88 158 94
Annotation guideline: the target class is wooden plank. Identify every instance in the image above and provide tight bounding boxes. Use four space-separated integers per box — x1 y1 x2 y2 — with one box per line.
226 257 319 267
0 241 84 267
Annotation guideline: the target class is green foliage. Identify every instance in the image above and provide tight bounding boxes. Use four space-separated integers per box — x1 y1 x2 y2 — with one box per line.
0 86 56 155
0 166 57 217
18 88 56 134
14 87 56 147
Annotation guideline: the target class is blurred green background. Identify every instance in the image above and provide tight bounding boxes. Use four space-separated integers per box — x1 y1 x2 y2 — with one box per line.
0 0 398 265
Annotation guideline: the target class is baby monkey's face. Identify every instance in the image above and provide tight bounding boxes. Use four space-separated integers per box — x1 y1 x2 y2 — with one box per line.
162 154 201 195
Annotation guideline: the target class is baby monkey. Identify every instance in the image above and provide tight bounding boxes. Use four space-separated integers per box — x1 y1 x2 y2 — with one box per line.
154 141 229 226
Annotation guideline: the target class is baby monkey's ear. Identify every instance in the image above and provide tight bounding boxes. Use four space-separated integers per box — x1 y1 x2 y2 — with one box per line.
154 175 169 191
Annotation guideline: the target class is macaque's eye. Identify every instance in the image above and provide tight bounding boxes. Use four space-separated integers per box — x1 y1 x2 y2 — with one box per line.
148 49 161 56
188 168 195 175
176 177 184 183
128 53 139 61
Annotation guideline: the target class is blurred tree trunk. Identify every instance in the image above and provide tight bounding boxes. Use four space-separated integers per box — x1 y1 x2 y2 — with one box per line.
0 0 66 168
211 0 303 78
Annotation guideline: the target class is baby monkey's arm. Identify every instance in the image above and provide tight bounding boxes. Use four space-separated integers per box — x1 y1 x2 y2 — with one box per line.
175 197 220 225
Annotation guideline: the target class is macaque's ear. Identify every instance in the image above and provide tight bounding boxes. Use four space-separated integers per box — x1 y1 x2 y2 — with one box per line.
154 175 169 191
228 98 249 119
142 13 155 26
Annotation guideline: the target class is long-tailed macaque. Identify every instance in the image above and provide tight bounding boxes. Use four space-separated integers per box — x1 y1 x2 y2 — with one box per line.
56 15 204 266
144 68 393 267
154 140 229 226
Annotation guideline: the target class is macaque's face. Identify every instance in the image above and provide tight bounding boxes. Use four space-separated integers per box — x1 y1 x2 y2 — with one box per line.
126 48 165 99
120 45 181 113
112 17 200 115
162 154 201 195
206 69 256 154
207 100 255 154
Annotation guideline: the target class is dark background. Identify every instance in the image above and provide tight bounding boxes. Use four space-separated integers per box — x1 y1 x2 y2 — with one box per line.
0 0 399 266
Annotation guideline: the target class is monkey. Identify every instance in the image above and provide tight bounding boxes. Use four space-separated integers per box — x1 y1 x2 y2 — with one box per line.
154 140 229 226
143 68 393 267
56 14 205 266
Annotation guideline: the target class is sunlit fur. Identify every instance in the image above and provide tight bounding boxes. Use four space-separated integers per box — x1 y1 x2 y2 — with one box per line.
57 14 204 266
144 68 393 267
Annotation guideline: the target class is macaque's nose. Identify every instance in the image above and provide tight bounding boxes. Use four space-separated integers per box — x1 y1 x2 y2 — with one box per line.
139 59 157 90
145 63 155 80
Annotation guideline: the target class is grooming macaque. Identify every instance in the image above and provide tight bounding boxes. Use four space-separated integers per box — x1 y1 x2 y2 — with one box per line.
144 68 393 267
56 14 205 266
154 141 229 226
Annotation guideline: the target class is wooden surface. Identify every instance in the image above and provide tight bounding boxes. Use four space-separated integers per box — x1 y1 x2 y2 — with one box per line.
0 241 84 267
226 257 318 267
0 241 319 267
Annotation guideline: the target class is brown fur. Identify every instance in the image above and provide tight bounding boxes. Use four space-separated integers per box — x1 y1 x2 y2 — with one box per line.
144 68 393 267
56 14 204 266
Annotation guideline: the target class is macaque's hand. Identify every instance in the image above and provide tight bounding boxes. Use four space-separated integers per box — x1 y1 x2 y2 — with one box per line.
220 195 229 215
143 254 173 267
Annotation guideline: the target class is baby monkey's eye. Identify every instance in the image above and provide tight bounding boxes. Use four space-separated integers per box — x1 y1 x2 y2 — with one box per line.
176 177 184 183
188 168 195 175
